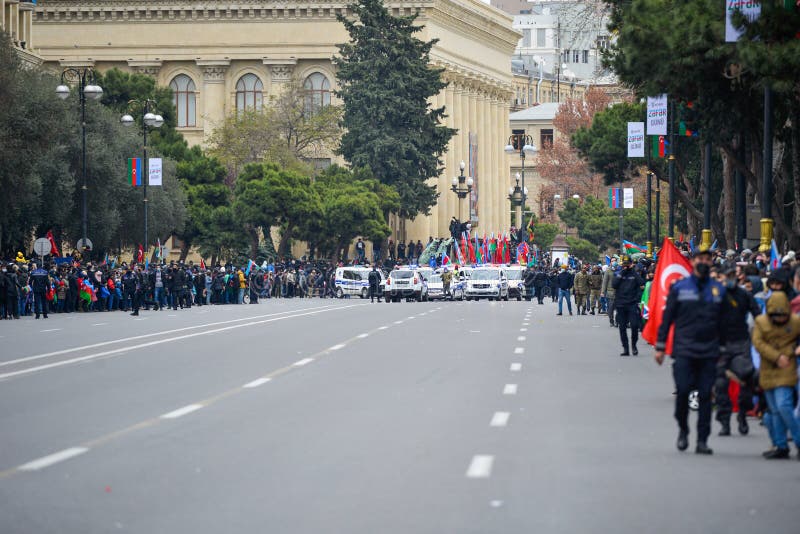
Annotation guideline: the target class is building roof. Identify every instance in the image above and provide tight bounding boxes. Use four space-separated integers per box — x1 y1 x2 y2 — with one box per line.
509 102 560 122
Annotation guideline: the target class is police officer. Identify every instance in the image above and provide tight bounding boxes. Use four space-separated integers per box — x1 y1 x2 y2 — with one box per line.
29 262 50 319
121 266 140 316
655 248 727 455
367 263 382 303
612 256 644 356
442 267 453 299
172 263 186 309
715 266 760 436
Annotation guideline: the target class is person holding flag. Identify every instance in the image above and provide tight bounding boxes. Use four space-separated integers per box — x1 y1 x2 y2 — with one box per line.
654 246 728 455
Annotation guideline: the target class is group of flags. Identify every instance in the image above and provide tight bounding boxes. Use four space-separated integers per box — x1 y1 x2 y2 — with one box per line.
455 232 518 266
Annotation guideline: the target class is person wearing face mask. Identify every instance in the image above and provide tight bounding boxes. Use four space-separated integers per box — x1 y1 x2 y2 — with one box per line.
655 248 728 455
714 267 761 437
612 256 645 356
751 291 800 460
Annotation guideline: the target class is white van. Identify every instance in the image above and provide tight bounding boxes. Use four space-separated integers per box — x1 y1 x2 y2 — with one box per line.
334 267 385 299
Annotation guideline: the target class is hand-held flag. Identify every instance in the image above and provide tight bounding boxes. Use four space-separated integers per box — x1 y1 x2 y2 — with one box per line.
642 238 692 354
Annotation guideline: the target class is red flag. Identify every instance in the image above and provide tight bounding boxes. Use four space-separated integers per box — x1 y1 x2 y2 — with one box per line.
642 238 692 354
137 244 144 264
200 258 206 270
46 230 60 257
467 235 476 263
503 237 511 264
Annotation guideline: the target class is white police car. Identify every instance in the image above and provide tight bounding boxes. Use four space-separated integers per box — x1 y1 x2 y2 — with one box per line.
464 267 509 301
385 268 428 302
334 267 385 299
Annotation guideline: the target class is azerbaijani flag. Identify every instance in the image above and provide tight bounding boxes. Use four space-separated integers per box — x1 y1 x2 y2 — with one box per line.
623 240 647 255
609 188 622 209
245 259 256 276
442 254 450 266
650 135 668 158
128 158 143 187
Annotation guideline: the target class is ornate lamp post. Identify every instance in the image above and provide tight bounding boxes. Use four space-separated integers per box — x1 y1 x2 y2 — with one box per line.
56 68 103 252
507 173 528 228
451 160 473 223
121 101 164 260
504 135 537 224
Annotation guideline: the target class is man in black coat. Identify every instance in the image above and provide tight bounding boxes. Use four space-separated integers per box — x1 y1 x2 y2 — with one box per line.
612 255 645 356
368 264 382 303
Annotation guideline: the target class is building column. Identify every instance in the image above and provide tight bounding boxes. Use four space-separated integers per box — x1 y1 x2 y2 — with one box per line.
196 60 230 141
489 92 500 235
468 84 478 229
444 82 457 231
479 88 492 234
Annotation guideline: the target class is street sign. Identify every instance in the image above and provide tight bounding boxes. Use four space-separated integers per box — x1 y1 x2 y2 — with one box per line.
33 238 51 257
76 238 93 251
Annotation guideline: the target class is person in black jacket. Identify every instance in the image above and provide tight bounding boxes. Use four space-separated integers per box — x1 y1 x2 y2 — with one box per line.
612 256 645 356
532 268 547 304
556 265 574 316
29 262 50 319
368 264 382 303
655 248 727 455
715 267 761 437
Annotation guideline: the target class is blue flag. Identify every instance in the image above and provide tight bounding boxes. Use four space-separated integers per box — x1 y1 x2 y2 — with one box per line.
770 239 781 271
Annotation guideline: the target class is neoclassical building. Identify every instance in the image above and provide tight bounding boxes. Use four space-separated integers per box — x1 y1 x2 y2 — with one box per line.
33 0 520 243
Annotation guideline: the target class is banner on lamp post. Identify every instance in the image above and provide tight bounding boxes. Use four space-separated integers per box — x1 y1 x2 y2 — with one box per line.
646 94 668 136
623 188 634 209
725 1 761 43
627 122 645 158
148 158 162 186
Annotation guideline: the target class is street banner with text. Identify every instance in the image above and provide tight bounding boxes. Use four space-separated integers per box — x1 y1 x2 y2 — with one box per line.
627 122 645 158
646 94 668 136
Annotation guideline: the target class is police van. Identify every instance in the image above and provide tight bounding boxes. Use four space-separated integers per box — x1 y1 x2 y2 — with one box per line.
334 267 385 299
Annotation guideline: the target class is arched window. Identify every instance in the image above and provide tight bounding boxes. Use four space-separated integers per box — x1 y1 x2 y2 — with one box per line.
236 73 263 113
170 74 196 127
304 73 331 114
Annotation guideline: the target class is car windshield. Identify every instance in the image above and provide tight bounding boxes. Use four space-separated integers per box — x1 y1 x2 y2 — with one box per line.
506 270 523 280
471 269 500 281
392 270 414 279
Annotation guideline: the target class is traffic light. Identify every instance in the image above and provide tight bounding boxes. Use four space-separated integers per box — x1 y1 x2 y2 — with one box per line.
679 101 699 137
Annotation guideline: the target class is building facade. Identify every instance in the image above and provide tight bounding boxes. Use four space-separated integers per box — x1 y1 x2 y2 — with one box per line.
33 0 521 245
1 0 41 66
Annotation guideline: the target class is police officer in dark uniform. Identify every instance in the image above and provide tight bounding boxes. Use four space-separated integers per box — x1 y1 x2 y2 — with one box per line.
172 263 185 309
121 266 139 315
29 262 50 319
655 248 727 455
368 263 382 303
612 256 644 356
532 268 547 304
715 266 760 436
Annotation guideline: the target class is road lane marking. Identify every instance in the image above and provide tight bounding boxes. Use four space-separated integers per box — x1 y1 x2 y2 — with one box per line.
160 404 203 419
356 333 369 339
407 316 415 320
243 378 272 389
18 447 89 471
378 326 389 330
522 322 529 326
514 347 525 354
293 358 314 367
329 344 346 351
490 412 510 427
466 455 494 478
0 305 359 380
92 323 107 326
0 304 343 369
503 384 518 395
510 363 522 371
517 336 526 341
40 329 62 333
520 328 527 332
394 320 404 325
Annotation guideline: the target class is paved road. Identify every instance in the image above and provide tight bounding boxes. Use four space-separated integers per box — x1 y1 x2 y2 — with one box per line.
0 298 796 533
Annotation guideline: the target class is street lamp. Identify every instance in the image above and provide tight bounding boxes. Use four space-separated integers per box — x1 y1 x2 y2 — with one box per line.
451 160 474 223
57 68 103 253
505 135 537 226
121 100 164 262
507 173 528 228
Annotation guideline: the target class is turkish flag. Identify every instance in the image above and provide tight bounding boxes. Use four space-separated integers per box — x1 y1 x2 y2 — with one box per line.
642 238 692 354
137 244 144 264
46 230 60 257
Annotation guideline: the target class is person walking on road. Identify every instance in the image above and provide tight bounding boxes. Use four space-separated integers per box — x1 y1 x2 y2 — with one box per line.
556 265 573 316
368 263 382 303
602 261 617 327
613 256 644 356
573 265 589 315
655 248 726 455
588 265 603 315
751 291 800 460
715 267 760 437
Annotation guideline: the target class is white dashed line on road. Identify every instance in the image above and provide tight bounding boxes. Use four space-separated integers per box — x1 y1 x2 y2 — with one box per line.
407 316 415 320
520 328 527 332
510 363 522 372
522 322 529 326
514 347 525 354
160 404 203 420
394 320 404 325
328 344 346 351
293 358 315 367
92 323 107 326
490 412 510 427
242 378 272 389
466 455 494 478
503 384 518 395
356 333 369 339
18 447 89 471
378 326 389 330
517 336 526 341
40 329 62 333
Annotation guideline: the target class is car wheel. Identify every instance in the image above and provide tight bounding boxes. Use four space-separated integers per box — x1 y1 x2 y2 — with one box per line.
336 287 344 299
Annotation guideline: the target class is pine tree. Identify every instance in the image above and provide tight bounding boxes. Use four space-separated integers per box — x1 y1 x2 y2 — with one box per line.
334 0 455 219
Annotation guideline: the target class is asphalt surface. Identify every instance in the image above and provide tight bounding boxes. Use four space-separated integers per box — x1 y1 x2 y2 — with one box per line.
0 297 797 533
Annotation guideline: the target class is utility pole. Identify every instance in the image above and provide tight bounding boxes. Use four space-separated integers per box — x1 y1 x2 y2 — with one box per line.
668 99 676 241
